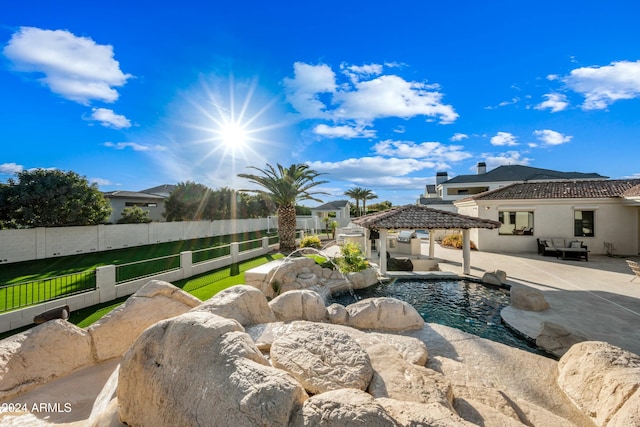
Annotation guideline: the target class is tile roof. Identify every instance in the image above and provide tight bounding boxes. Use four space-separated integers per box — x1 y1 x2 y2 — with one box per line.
462 179 640 201
351 204 500 230
417 197 454 206
623 184 640 198
103 191 166 199
311 200 350 210
444 165 607 184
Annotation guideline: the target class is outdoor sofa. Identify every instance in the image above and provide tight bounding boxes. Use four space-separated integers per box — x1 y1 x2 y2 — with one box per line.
537 238 589 261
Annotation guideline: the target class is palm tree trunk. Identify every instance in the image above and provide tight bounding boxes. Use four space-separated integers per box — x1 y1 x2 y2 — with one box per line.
278 204 297 252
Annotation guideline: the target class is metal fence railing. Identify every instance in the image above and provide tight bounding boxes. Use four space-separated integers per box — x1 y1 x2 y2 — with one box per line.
192 244 231 264
0 271 96 313
238 237 264 253
115 254 181 284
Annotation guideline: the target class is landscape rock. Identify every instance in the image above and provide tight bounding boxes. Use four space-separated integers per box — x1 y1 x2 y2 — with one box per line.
290 388 398 426
366 343 453 409
118 311 308 427
481 269 507 286
510 284 550 311
378 398 474 427
326 303 349 325
557 340 640 426
0 319 93 400
87 279 200 361
346 297 425 331
536 321 589 357
191 284 276 326
270 321 373 394
268 290 327 322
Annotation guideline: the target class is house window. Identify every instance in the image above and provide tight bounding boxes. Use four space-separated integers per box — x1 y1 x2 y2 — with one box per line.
574 210 594 237
498 211 534 235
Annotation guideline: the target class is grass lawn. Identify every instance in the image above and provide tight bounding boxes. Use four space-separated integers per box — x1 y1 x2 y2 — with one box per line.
0 253 284 340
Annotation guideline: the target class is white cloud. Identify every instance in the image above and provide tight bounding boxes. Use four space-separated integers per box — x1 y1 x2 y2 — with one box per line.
373 140 472 163
533 129 572 145
450 133 468 141
490 132 518 146
313 124 375 139
482 151 532 169
341 63 383 83
306 156 436 181
3 26 132 105
89 108 131 129
90 177 113 186
283 62 458 126
104 142 166 151
0 162 24 175
535 93 569 113
563 60 640 109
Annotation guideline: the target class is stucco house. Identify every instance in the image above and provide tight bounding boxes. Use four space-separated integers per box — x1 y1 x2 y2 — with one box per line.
103 184 176 223
310 200 352 227
419 163 608 212
454 179 640 256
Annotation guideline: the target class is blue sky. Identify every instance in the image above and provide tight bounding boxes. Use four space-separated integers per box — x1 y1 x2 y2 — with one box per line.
2 1 640 207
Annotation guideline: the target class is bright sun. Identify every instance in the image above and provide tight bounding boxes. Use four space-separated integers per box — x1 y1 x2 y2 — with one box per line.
220 122 247 148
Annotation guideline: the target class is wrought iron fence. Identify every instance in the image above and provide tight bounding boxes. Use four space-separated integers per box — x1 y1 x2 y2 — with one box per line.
192 244 231 264
0 271 96 313
115 254 181 284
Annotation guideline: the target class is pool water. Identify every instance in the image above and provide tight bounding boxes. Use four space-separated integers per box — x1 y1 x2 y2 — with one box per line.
327 279 547 356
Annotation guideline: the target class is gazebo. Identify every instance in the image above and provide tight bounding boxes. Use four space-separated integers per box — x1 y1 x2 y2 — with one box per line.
351 204 500 275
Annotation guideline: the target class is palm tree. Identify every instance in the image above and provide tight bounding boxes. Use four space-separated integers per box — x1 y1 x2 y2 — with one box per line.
361 189 378 215
238 163 328 252
344 187 366 216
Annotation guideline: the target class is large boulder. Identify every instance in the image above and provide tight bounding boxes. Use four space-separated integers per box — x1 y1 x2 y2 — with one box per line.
268 290 327 322
366 343 453 410
270 321 373 394
0 319 93 400
346 297 425 331
535 321 589 358
378 398 474 427
290 388 399 426
87 279 201 361
192 284 276 326
510 284 550 311
481 269 507 286
118 311 308 427
557 341 640 426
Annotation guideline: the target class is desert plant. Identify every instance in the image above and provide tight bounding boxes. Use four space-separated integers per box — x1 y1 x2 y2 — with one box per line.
441 233 477 250
330 221 339 239
335 241 368 273
300 235 322 249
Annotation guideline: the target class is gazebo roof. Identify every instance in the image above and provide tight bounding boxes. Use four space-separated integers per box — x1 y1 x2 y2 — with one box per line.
351 204 501 230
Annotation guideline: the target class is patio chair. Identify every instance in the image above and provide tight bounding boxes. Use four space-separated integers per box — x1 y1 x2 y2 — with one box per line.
626 260 640 282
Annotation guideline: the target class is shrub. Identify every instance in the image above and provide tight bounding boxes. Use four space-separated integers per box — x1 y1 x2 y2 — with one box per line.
335 241 368 273
441 233 477 250
300 235 322 249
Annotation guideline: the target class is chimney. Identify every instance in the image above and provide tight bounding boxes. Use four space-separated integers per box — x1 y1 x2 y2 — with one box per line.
477 162 487 174
436 171 448 185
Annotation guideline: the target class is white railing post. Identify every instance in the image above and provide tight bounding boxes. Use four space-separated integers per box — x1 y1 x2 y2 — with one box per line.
96 265 116 303
262 237 270 251
181 251 193 279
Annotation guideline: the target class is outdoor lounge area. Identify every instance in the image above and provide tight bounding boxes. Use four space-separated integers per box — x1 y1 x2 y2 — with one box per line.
537 238 589 261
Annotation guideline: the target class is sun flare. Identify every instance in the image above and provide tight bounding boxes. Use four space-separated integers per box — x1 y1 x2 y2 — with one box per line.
220 122 247 149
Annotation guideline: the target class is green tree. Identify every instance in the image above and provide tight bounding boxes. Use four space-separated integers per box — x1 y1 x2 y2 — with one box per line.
117 205 152 224
163 182 212 221
0 169 111 228
366 200 392 213
344 187 377 216
361 189 378 215
238 163 328 252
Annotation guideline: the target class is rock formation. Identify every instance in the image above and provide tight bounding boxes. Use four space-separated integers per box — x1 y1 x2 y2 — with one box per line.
510 284 550 311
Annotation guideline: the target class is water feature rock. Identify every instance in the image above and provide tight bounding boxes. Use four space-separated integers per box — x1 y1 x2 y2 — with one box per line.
346 297 425 331
378 398 474 427
270 321 373 394
268 290 327 322
535 321 589 357
510 284 550 311
118 311 308 427
557 341 640 426
87 279 201 361
192 284 276 326
0 319 93 400
481 269 507 286
290 388 398 426
326 303 349 325
366 342 453 409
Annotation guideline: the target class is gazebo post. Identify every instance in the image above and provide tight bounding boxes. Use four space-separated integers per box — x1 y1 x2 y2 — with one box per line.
428 228 435 259
379 229 388 274
462 229 471 274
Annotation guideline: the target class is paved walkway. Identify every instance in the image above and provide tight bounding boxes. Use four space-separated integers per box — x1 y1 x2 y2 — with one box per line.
426 243 640 355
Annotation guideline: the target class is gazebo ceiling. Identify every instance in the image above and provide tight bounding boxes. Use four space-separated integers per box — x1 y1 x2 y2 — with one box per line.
351 204 501 230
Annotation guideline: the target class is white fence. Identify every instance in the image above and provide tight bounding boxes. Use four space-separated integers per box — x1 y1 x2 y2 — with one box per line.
0 238 276 333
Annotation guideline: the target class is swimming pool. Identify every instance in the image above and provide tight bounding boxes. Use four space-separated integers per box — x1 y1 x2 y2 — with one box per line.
327 279 547 356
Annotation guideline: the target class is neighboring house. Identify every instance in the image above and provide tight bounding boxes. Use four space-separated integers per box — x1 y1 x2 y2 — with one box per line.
454 179 640 256
103 184 176 223
310 200 352 226
421 163 608 206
